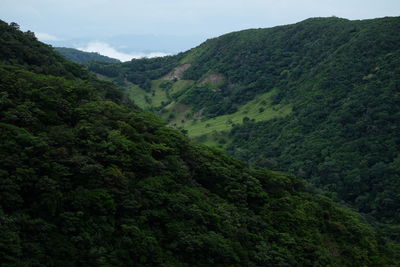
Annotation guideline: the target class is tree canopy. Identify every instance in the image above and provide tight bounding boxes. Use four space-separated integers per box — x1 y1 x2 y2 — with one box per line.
0 19 399 266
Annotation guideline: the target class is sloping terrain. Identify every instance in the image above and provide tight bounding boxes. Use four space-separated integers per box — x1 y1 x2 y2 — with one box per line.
86 17 400 238
54 47 120 63
0 20 398 266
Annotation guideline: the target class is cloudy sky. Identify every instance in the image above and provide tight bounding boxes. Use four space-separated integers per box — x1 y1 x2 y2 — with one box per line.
1 0 399 61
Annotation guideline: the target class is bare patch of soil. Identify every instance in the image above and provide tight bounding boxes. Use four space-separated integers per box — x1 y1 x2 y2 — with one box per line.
163 63 191 80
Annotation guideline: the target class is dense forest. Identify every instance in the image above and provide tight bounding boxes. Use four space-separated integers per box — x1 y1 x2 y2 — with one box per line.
54 47 120 63
87 55 184 89
86 17 400 240
1 20 399 266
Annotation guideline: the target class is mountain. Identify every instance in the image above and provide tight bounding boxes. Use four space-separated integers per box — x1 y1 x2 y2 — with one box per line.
86 17 400 238
1 20 398 265
54 47 120 63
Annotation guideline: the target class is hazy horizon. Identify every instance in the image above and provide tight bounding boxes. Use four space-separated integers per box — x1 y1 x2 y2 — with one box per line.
1 0 399 61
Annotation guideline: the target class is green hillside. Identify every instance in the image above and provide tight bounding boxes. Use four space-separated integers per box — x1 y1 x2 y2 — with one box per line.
86 17 400 238
1 20 398 266
54 47 120 63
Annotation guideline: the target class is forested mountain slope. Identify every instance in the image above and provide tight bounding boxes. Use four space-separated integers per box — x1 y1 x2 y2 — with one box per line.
87 17 400 237
0 20 398 266
54 47 120 63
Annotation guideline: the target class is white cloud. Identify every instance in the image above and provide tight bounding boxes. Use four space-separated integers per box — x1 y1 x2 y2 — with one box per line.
35 32 60 41
77 41 169 62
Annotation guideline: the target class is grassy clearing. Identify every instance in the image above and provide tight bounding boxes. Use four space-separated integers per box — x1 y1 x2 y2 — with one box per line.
161 102 193 125
126 79 291 145
183 89 292 137
150 80 169 107
126 85 151 109
127 79 195 110
171 80 194 94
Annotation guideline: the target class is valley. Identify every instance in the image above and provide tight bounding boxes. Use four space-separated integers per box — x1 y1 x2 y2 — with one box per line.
0 16 398 265
84 16 400 240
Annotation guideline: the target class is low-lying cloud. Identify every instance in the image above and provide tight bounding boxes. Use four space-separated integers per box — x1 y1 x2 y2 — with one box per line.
77 41 169 61
36 32 60 41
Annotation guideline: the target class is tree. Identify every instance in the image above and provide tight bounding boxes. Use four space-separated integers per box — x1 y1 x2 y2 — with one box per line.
9 22 19 30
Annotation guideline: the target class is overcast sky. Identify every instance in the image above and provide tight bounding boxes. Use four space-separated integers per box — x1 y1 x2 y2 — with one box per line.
1 0 399 61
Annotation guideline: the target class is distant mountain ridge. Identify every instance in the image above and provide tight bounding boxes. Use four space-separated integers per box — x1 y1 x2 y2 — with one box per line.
54 47 120 63
87 16 400 239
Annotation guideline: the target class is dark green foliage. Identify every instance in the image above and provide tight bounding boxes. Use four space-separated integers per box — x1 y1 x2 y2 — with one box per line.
0 19 398 266
225 17 400 236
178 17 364 117
0 20 87 79
91 16 400 236
54 47 120 63
87 54 184 89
